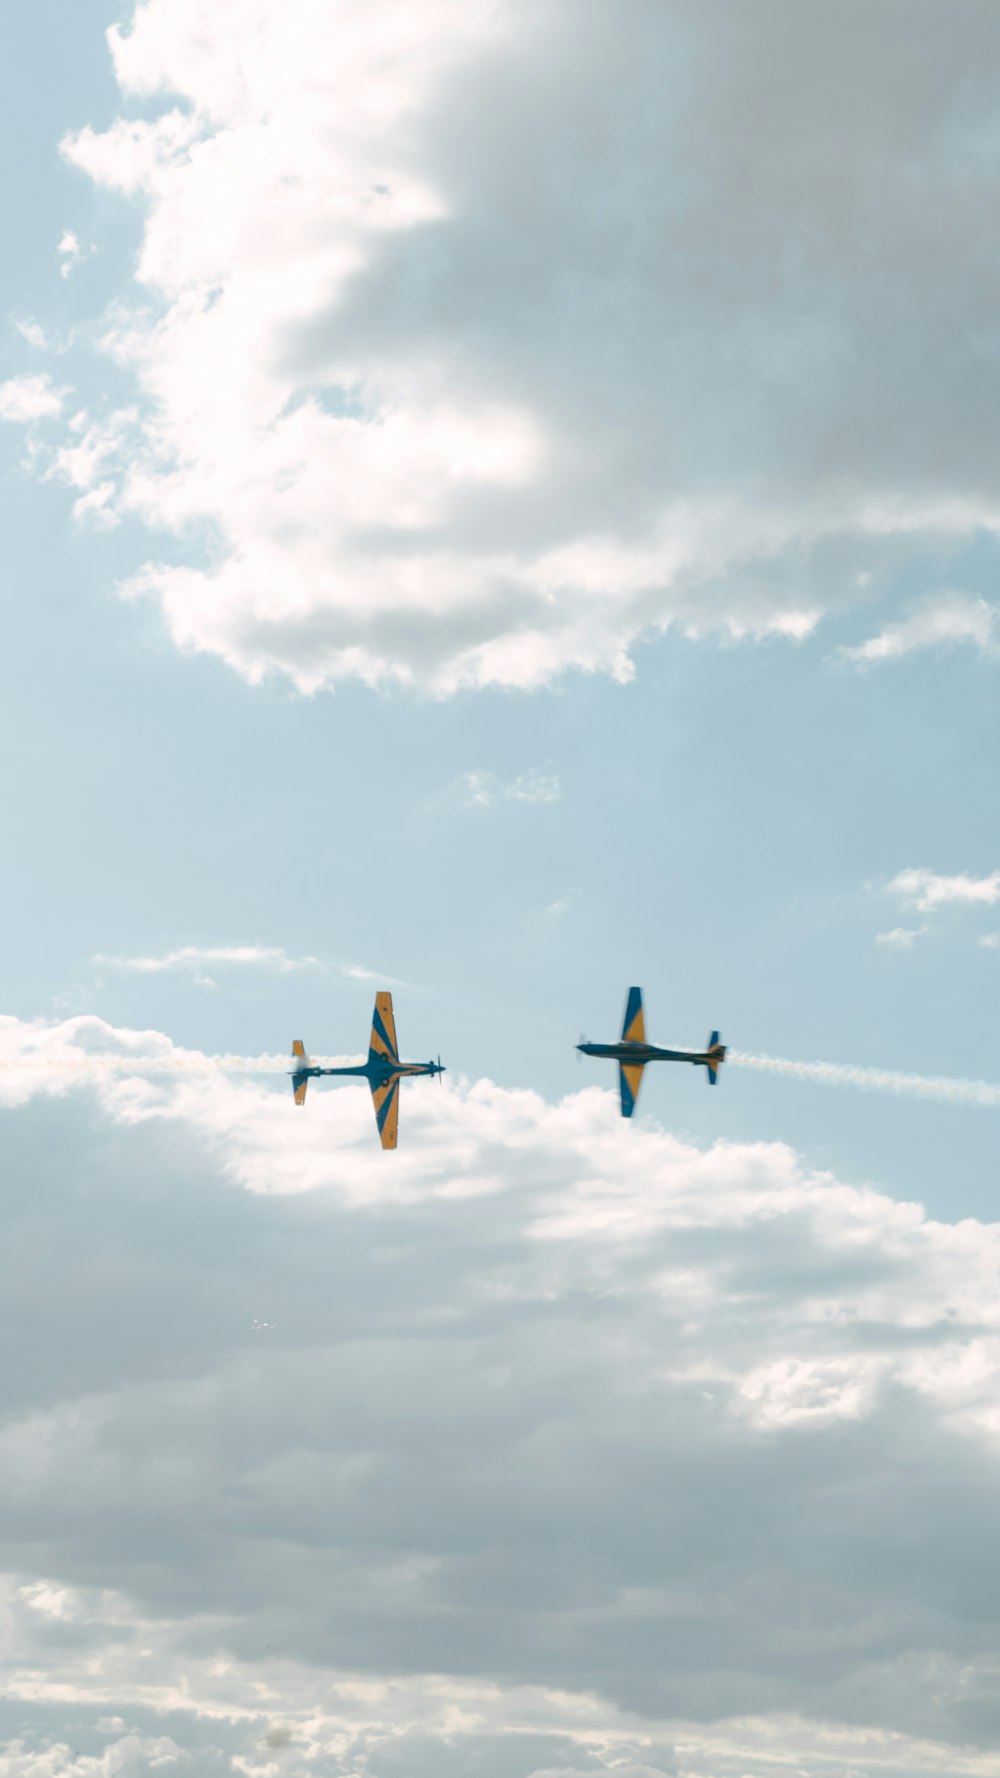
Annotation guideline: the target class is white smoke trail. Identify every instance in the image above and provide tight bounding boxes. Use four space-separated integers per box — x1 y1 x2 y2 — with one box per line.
730 1050 1000 1109
0 1052 353 1078
5 1044 996 1111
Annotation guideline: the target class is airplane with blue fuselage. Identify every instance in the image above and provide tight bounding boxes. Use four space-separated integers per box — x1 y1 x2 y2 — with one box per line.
290 991 444 1150
578 986 726 1117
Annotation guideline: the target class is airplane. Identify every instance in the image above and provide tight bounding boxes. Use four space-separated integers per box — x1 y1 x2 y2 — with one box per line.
577 986 726 1118
289 991 444 1150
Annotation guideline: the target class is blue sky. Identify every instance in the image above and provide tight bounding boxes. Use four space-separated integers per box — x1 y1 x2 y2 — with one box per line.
3 4 1000 1776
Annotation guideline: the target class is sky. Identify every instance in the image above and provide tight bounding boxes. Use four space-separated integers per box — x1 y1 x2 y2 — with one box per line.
2 2 1000 1774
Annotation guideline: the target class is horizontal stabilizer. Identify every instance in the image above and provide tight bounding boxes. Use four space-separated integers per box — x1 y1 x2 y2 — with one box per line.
292 1039 308 1106
706 1031 726 1086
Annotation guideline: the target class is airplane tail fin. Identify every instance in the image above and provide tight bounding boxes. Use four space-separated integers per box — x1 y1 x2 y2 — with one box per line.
291 1039 309 1106
705 1031 726 1085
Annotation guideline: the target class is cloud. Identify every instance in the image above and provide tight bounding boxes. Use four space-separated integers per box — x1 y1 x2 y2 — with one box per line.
4 1010 1000 1774
430 768 561 811
876 926 924 948
94 944 319 974
57 229 87 279
840 594 998 665
340 963 408 988
50 405 144 528
0 1729 189 1776
505 769 561 805
0 375 67 422
11 0 999 692
544 888 578 917
885 869 1000 914
14 319 49 351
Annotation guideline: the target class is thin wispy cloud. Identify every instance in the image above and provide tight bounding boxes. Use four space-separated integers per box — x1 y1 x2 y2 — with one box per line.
14 318 48 350
886 868 1000 914
875 925 924 948
840 594 997 666
340 963 408 987
506 768 560 804
430 768 560 813
545 889 578 917
95 944 319 974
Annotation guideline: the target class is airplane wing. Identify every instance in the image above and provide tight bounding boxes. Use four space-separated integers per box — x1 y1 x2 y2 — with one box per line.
368 991 399 1065
619 1061 645 1118
370 1074 400 1150
621 986 645 1044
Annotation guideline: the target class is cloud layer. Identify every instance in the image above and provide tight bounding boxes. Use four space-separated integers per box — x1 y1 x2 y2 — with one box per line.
4 1012 1000 1774
11 0 997 691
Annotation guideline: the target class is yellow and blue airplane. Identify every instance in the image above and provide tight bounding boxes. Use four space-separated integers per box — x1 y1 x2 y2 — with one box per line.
290 991 444 1150
578 986 726 1117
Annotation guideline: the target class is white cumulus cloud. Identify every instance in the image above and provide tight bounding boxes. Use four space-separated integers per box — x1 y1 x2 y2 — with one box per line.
0 374 67 422
2 1010 1000 1772
15 0 1000 692
886 869 1000 914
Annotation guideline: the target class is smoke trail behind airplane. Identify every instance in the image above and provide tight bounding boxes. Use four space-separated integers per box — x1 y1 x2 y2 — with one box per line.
3 1046 998 1110
0 1053 345 1077
730 1051 1000 1109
